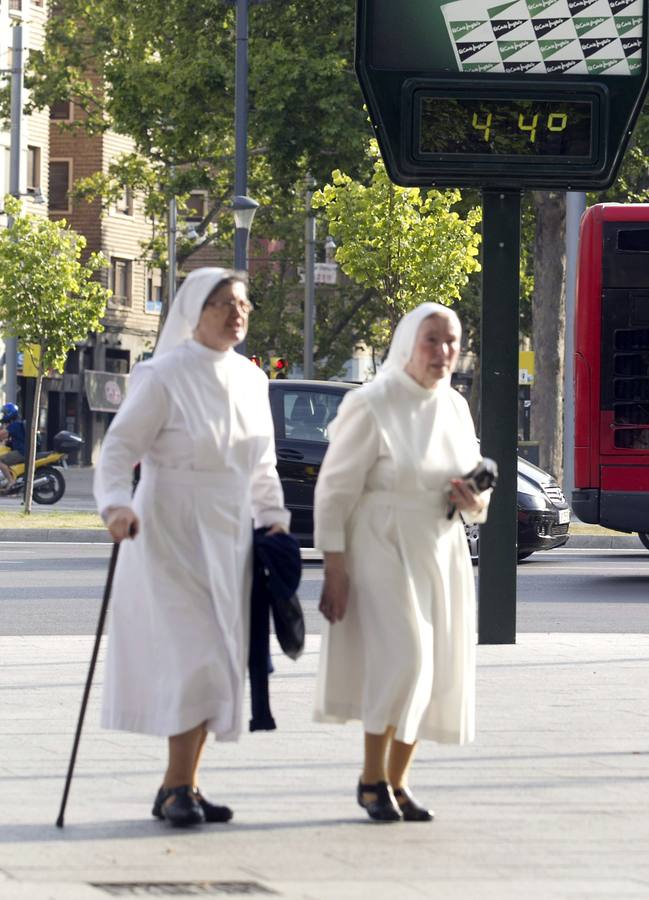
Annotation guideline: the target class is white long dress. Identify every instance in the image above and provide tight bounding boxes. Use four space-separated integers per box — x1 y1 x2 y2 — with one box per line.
94 339 289 741
313 369 488 745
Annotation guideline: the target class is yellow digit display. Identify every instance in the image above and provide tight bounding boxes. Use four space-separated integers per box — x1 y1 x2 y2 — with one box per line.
548 112 568 133
518 112 539 143
472 110 493 142
419 97 592 159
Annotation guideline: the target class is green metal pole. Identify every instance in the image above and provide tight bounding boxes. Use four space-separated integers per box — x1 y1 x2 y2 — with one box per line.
478 189 521 645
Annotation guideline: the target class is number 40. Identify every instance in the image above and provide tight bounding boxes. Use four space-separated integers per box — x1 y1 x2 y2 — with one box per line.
517 112 567 142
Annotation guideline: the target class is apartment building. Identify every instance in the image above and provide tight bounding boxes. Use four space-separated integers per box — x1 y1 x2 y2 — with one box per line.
49 105 161 461
0 0 49 412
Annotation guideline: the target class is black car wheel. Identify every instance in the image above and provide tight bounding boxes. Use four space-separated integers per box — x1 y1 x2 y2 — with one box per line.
639 532 649 551
32 466 65 504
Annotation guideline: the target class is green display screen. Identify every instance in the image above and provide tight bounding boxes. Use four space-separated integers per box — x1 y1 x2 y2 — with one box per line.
418 97 593 158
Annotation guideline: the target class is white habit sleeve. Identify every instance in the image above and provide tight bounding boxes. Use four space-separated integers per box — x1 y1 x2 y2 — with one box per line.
455 392 492 525
93 367 169 518
314 391 380 553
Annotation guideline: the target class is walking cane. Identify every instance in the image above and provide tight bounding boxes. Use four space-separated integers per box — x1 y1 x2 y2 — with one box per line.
56 537 123 828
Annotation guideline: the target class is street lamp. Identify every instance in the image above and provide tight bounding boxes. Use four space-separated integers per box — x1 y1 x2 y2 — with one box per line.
232 193 259 268
232 194 258 356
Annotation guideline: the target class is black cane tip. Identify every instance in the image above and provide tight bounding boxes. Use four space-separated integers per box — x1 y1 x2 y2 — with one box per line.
55 814 64 828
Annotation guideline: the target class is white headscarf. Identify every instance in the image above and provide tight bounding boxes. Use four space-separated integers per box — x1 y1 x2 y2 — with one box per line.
380 302 461 379
154 267 232 357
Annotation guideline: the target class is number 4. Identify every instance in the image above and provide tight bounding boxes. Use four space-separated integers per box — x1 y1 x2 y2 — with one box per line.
518 112 539 143
472 111 492 142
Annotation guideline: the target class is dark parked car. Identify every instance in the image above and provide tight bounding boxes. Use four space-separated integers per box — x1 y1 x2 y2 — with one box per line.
269 380 570 560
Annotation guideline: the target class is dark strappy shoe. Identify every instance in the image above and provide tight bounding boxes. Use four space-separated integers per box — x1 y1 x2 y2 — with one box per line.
152 785 205 827
193 788 233 823
357 780 402 822
393 786 434 822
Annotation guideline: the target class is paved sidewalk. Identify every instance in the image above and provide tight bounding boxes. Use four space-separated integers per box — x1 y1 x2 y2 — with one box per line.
2 634 649 899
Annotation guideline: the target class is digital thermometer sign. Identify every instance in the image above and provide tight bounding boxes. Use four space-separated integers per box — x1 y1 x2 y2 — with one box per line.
356 0 649 189
417 96 593 158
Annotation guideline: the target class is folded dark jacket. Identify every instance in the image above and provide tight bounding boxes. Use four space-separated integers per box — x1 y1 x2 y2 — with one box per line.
248 527 303 732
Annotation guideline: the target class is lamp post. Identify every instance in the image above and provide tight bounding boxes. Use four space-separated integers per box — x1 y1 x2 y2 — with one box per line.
167 193 177 307
304 174 316 380
232 194 258 356
3 24 23 405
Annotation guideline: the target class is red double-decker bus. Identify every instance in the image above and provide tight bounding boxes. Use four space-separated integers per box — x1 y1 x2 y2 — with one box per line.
573 203 649 549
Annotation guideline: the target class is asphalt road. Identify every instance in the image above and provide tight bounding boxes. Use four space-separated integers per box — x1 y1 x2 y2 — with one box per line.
1 543 648 636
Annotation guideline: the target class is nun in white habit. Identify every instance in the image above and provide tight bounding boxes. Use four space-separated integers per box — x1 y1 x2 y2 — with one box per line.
314 303 490 823
94 268 289 827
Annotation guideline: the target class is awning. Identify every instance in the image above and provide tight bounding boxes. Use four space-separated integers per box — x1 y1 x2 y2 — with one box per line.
84 370 129 413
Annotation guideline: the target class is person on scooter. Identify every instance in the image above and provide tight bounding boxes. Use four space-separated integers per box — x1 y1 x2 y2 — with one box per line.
0 457 15 491
1 403 26 465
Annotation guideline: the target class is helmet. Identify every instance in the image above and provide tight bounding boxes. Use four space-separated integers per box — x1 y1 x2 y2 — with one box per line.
1 402 19 423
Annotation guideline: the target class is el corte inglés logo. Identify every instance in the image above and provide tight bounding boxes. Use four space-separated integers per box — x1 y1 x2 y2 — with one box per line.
450 20 487 39
462 62 500 70
457 40 493 59
567 0 599 13
498 38 535 58
539 38 576 57
608 0 638 13
585 57 621 72
503 60 541 71
492 18 528 36
621 36 642 55
614 15 643 35
580 36 616 55
526 0 559 16
545 58 581 71
533 17 569 36
573 16 610 36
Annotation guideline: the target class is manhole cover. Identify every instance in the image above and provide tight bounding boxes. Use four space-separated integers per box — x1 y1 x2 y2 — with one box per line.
90 883 277 897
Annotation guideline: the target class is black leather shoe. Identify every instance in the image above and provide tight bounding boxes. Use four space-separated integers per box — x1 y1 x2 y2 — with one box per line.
357 780 402 822
152 785 205 827
393 786 434 822
194 788 233 823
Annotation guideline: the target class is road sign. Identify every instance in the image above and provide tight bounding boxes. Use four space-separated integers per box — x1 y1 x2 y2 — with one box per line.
356 0 649 188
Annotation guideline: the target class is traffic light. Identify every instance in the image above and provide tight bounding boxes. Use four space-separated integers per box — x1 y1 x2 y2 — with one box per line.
270 357 288 380
249 355 262 367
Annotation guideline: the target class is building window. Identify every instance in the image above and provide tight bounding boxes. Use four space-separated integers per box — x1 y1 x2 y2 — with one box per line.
50 99 72 121
49 160 71 211
110 258 132 307
33 0 45 7
9 0 22 10
146 272 163 313
115 186 133 216
27 146 41 191
186 191 207 221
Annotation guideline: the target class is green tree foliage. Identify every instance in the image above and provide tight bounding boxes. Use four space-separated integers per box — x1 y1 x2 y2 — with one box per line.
312 148 482 353
23 0 370 273
0 197 110 511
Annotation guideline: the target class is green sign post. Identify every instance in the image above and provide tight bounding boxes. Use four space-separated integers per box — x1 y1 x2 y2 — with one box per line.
356 0 649 643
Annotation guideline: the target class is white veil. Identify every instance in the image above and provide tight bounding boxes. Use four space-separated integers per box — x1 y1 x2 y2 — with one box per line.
154 267 231 357
380 302 461 379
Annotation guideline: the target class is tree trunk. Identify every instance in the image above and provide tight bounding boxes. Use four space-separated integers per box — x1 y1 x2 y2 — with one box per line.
531 191 566 481
23 373 43 515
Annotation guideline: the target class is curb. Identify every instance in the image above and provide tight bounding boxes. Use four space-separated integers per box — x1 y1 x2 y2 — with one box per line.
0 528 109 542
0 530 645 551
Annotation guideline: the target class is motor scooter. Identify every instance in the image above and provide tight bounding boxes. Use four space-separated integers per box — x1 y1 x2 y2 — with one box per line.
0 430 84 504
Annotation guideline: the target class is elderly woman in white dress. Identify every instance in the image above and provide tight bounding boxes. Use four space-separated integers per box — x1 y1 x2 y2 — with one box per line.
314 303 490 822
94 268 289 827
